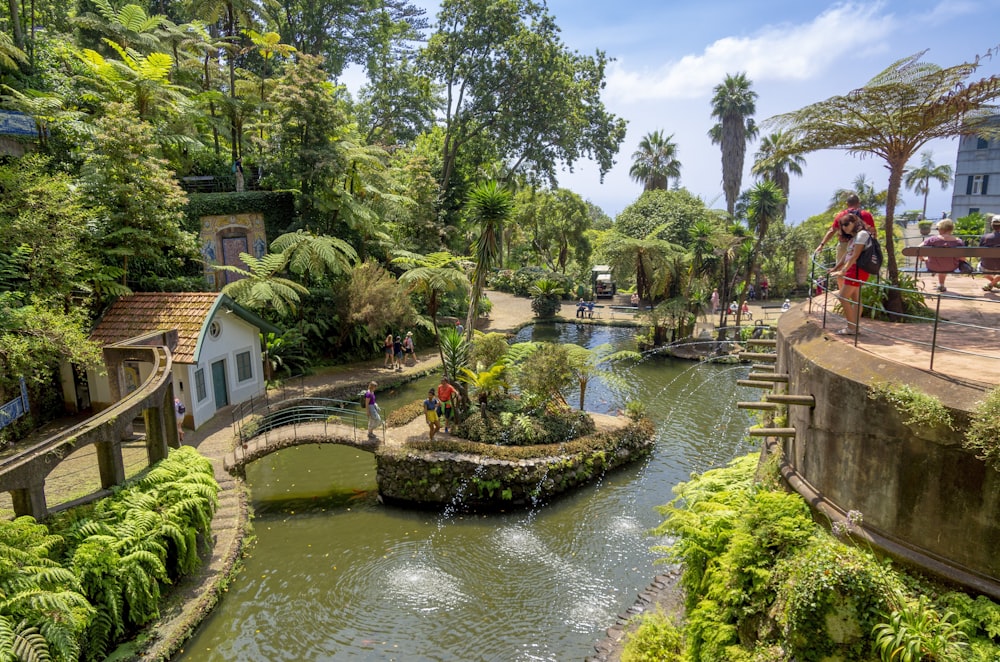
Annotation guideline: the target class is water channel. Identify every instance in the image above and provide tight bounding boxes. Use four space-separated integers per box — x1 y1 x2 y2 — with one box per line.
177 324 755 661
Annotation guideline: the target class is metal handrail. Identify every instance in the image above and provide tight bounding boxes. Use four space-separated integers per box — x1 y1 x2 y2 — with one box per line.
807 253 1000 373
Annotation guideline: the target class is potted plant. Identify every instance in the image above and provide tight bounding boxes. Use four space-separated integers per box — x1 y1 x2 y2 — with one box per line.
918 219 933 236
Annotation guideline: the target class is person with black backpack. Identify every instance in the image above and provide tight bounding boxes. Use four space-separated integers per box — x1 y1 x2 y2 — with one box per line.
829 213 873 336
814 194 877 286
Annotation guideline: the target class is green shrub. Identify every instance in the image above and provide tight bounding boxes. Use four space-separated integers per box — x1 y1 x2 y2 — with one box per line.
454 400 595 446
622 609 683 662
773 540 898 661
964 386 1000 471
868 381 954 431
488 267 576 297
386 400 425 427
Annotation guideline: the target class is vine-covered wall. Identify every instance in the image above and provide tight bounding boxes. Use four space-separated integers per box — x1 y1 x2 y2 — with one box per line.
376 423 654 510
184 191 297 239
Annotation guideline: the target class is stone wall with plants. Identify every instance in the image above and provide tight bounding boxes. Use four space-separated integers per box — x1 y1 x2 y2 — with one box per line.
376 420 654 510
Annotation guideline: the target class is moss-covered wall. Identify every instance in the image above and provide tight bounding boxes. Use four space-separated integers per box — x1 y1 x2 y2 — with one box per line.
375 423 654 511
184 191 297 239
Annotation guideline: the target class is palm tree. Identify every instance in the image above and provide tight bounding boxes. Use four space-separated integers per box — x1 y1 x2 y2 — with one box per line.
465 181 513 339
769 50 1000 313
629 130 682 191
751 131 805 220
904 151 953 221
216 252 309 317
709 72 758 217
830 174 889 212
602 233 680 303
737 181 785 328
392 250 471 365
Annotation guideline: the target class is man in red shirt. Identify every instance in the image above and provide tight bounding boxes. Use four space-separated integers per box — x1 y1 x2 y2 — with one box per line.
814 194 877 284
436 376 461 434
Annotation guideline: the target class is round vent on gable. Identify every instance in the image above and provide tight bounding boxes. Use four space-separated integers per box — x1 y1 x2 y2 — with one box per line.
209 320 222 338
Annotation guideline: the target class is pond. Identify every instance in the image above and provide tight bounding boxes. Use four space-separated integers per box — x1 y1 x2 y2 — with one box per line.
176 324 755 661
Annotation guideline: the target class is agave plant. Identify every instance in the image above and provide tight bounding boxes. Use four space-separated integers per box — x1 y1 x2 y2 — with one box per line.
529 278 565 318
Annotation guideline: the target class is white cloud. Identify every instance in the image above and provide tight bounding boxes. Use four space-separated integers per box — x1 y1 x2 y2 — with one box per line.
606 2 896 103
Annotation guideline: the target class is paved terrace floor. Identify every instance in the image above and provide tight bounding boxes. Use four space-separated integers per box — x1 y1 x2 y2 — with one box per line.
807 272 1000 389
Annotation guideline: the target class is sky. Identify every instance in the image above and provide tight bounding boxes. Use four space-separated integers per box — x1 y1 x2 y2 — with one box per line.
389 0 1000 223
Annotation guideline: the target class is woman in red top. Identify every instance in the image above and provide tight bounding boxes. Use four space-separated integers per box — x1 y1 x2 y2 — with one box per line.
829 213 871 336
436 377 460 434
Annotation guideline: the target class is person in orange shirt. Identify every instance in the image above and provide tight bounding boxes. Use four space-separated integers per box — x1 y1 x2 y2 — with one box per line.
436 376 461 434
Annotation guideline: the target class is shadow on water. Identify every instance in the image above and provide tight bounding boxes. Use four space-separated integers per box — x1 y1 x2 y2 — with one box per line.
176 323 756 662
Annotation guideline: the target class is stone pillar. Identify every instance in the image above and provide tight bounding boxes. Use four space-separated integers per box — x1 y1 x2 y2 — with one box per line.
96 439 125 489
11 484 47 519
143 405 169 465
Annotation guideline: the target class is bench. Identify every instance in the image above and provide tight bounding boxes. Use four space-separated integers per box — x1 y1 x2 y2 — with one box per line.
760 304 786 320
180 175 217 192
901 246 1000 278
574 304 604 319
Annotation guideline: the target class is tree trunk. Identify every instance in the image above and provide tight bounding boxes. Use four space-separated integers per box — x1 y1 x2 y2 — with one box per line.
8 0 23 51
883 159 905 317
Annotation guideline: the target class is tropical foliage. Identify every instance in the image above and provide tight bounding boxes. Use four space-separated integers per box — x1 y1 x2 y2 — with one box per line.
629 452 1000 661
0 447 217 661
768 50 1000 312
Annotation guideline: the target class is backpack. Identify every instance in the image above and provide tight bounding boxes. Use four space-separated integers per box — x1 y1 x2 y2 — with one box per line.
855 233 883 274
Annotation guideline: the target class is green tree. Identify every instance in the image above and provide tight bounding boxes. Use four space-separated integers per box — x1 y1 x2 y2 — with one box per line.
768 50 1000 311
465 181 513 338
393 250 470 364
614 189 715 246
269 230 357 284
420 0 625 201
514 188 592 273
829 173 890 213
904 151 953 222
629 130 681 191
602 232 683 303
751 130 805 221
79 103 196 290
709 72 758 217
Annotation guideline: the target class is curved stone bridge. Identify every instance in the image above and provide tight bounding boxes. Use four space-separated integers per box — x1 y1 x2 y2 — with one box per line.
0 332 180 518
222 420 384 478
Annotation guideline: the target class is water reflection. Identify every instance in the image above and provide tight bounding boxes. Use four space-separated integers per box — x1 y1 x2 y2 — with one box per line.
177 324 754 661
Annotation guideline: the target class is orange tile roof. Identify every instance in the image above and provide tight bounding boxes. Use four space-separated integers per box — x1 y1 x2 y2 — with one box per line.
90 292 220 364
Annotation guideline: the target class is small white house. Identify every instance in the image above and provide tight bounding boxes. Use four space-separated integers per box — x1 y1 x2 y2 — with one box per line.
62 292 280 431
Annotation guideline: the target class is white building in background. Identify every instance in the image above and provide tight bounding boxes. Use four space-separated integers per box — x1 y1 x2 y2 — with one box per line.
951 119 1000 223
62 292 280 432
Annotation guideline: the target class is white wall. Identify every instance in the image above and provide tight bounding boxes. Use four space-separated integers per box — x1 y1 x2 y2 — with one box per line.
188 311 265 430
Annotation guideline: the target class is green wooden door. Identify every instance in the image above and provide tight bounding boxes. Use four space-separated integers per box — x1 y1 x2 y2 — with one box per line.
211 359 229 408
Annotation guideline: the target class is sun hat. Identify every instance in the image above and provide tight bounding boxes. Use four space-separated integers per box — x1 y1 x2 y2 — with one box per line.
406 331 412 336
991 214 1000 226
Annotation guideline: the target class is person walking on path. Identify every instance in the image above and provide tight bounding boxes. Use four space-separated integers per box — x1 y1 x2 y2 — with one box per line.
383 333 394 368
174 397 186 442
436 376 460 434
364 381 381 440
393 335 404 370
980 215 1000 292
920 218 965 292
423 389 441 440
711 288 720 314
402 331 416 365
829 213 872 335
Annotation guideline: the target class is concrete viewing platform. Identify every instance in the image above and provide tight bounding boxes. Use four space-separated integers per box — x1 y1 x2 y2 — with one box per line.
806 271 1000 389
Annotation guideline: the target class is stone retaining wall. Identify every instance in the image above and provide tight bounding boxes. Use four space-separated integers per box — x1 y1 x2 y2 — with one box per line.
376 422 654 510
775 307 1000 597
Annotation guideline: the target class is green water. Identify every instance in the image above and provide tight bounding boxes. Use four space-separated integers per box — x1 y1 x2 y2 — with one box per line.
177 324 754 661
